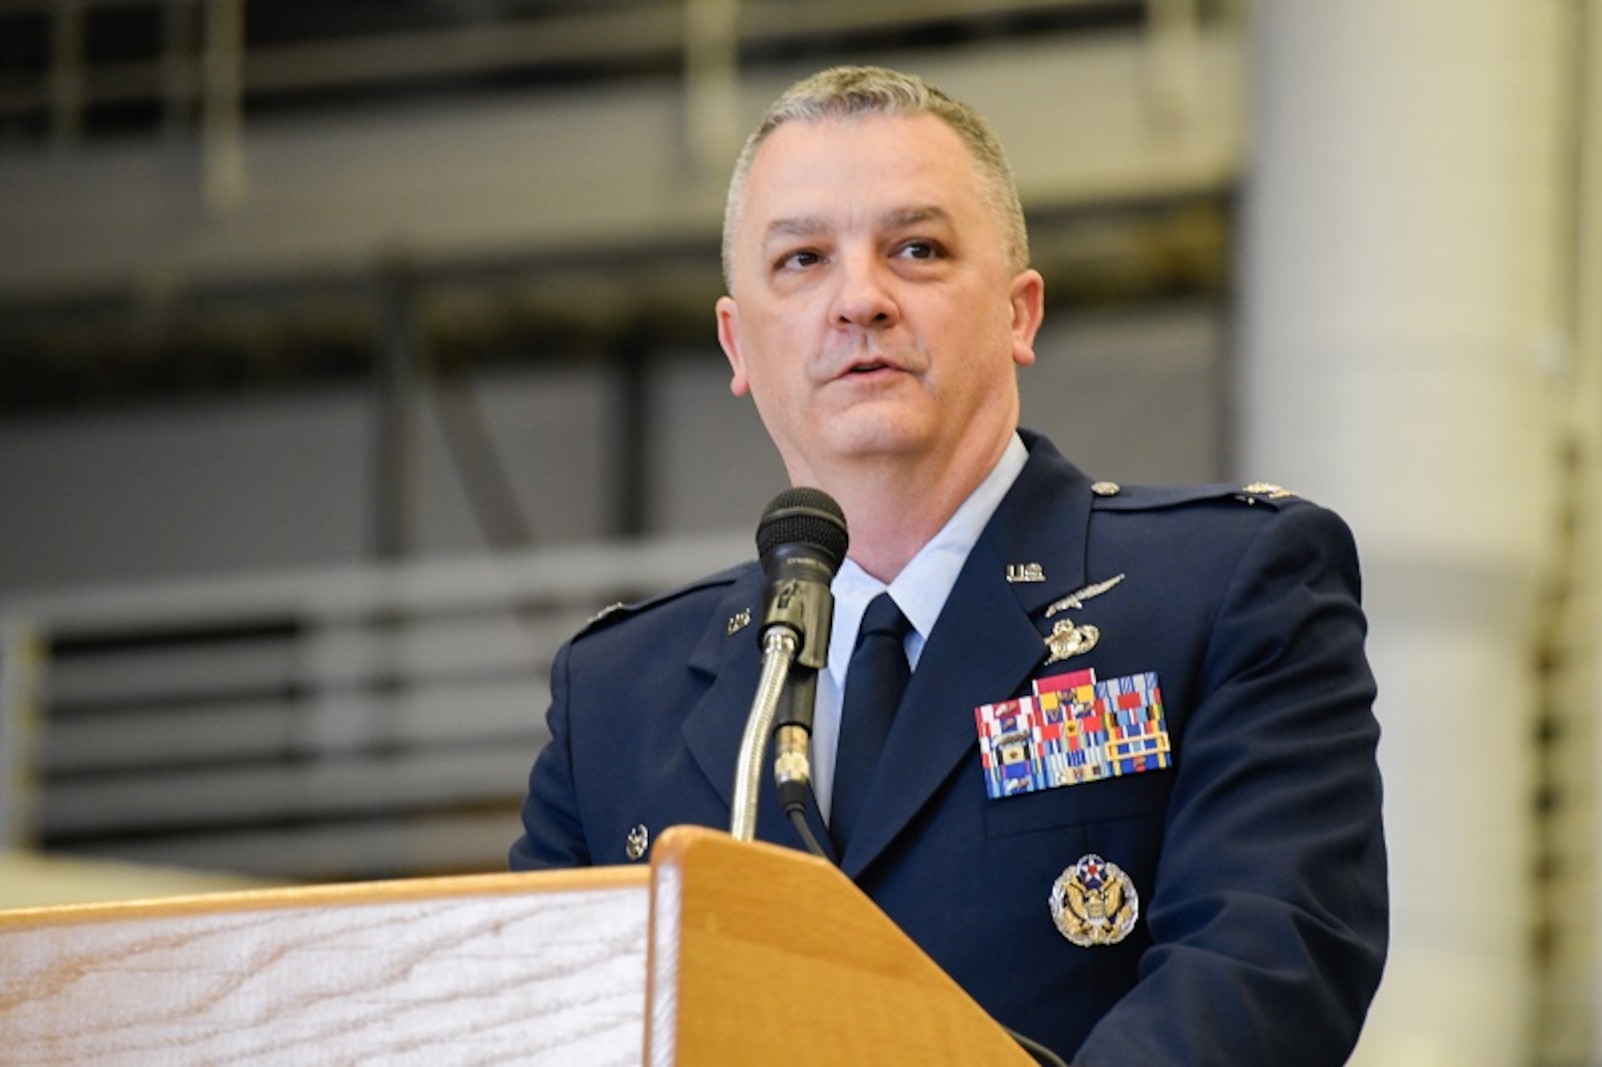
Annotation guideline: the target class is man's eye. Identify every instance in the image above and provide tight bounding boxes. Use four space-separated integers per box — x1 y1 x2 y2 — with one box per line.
778 249 822 270
896 241 939 260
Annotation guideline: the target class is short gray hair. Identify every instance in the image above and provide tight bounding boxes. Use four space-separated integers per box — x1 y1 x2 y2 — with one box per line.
721 66 1030 287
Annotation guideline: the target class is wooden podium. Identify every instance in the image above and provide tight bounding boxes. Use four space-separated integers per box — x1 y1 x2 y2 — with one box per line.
0 826 1030 1064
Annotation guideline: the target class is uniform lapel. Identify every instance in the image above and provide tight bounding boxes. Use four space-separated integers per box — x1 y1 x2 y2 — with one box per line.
839 435 1095 877
680 569 764 811
679 564 840 859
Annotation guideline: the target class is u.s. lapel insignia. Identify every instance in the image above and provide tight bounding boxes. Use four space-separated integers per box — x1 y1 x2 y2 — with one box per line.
1044 574 1126 619
1049 853 1138 947
1045 619 1099 664
727 608 752 635
1007 562 1046 583
625 824 650 861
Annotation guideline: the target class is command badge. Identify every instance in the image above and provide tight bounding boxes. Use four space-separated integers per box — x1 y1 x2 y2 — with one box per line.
1050 854 1138 947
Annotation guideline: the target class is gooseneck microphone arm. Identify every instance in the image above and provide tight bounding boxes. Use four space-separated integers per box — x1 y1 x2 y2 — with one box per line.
730 627 799 841
729 488 848 845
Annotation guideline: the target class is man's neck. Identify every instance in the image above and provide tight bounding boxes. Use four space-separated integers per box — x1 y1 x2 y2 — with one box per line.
812 433 1015 583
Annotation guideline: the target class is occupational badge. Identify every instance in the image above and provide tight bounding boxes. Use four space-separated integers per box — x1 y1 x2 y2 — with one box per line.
1049 853 1138 947
625 823 650 861
1044 619 1099 664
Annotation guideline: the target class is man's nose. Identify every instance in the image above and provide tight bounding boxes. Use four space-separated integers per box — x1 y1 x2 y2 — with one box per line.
831 251 898 328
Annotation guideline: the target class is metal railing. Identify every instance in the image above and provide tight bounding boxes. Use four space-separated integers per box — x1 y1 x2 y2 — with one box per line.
0 530 748 881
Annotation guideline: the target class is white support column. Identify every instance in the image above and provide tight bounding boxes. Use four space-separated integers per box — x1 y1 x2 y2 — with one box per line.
1572 1 1602 1057
1238 3 1569 1063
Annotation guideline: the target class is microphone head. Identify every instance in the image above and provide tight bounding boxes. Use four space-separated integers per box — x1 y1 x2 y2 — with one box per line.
756 487 849 572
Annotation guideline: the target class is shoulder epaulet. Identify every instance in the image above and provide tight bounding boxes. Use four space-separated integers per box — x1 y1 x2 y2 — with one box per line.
1088 480 1308 512
574 563 748 639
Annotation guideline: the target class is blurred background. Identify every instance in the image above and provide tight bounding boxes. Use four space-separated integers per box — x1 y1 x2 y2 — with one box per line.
0 1 1596 1063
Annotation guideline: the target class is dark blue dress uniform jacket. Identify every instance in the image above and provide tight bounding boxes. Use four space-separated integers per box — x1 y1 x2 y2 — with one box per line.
511 430 1388 1065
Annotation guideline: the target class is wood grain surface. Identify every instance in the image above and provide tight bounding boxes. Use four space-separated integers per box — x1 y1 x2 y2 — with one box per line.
2 868 650 1065
646 827 1030 1066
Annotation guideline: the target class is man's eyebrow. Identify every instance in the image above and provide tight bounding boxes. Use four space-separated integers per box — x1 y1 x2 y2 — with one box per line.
881 205 954 229
761 206 955 247
762 216 829 246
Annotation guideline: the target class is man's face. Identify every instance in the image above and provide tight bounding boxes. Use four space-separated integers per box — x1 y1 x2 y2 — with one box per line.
716 112 1044 488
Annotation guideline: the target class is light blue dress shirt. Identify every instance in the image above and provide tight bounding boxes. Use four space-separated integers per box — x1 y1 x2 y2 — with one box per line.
811 433 1029 818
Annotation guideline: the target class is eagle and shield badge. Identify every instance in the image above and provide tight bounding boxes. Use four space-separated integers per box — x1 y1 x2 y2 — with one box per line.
1049 853 1139 947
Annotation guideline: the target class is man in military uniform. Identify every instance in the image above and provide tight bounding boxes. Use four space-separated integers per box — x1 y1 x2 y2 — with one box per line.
511 65 1386 1064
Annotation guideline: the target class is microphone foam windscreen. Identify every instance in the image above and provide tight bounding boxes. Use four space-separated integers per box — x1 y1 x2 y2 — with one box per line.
756 487 849 568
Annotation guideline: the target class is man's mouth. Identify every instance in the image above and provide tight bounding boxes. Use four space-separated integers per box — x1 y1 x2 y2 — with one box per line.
841 353 910 377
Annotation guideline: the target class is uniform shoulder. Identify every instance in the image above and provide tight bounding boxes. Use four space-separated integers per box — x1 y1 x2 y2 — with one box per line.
574 562 753 641
1086 479 1315 513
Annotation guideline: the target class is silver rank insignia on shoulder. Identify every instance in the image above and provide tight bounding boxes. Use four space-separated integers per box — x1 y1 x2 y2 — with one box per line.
588 602 625 625
1007 562 1046 583
625 824 650 861
1240 482 1297 500
1050 854 1138 947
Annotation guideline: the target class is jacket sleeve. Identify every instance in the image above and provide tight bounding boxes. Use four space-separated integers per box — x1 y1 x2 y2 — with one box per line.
1073 502 1388 1066
508 639 592 869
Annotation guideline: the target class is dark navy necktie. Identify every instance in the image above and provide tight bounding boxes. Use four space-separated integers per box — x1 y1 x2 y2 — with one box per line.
830 592 913 853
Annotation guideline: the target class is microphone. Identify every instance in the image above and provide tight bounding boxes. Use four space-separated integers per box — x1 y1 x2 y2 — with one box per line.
728 488 848 848
758 489 847 850
756 487 849 669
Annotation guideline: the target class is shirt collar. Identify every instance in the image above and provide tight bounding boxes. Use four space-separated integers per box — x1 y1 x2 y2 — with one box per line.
828 432 1029 676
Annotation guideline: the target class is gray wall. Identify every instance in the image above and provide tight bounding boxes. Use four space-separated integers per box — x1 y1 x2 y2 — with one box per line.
0 305 1221 598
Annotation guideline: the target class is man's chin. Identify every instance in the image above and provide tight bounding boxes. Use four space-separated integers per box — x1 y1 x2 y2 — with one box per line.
820 417 931 464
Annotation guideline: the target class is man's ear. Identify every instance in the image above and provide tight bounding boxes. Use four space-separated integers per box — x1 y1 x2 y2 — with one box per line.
1009 268 1046 368
716 295 752 397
